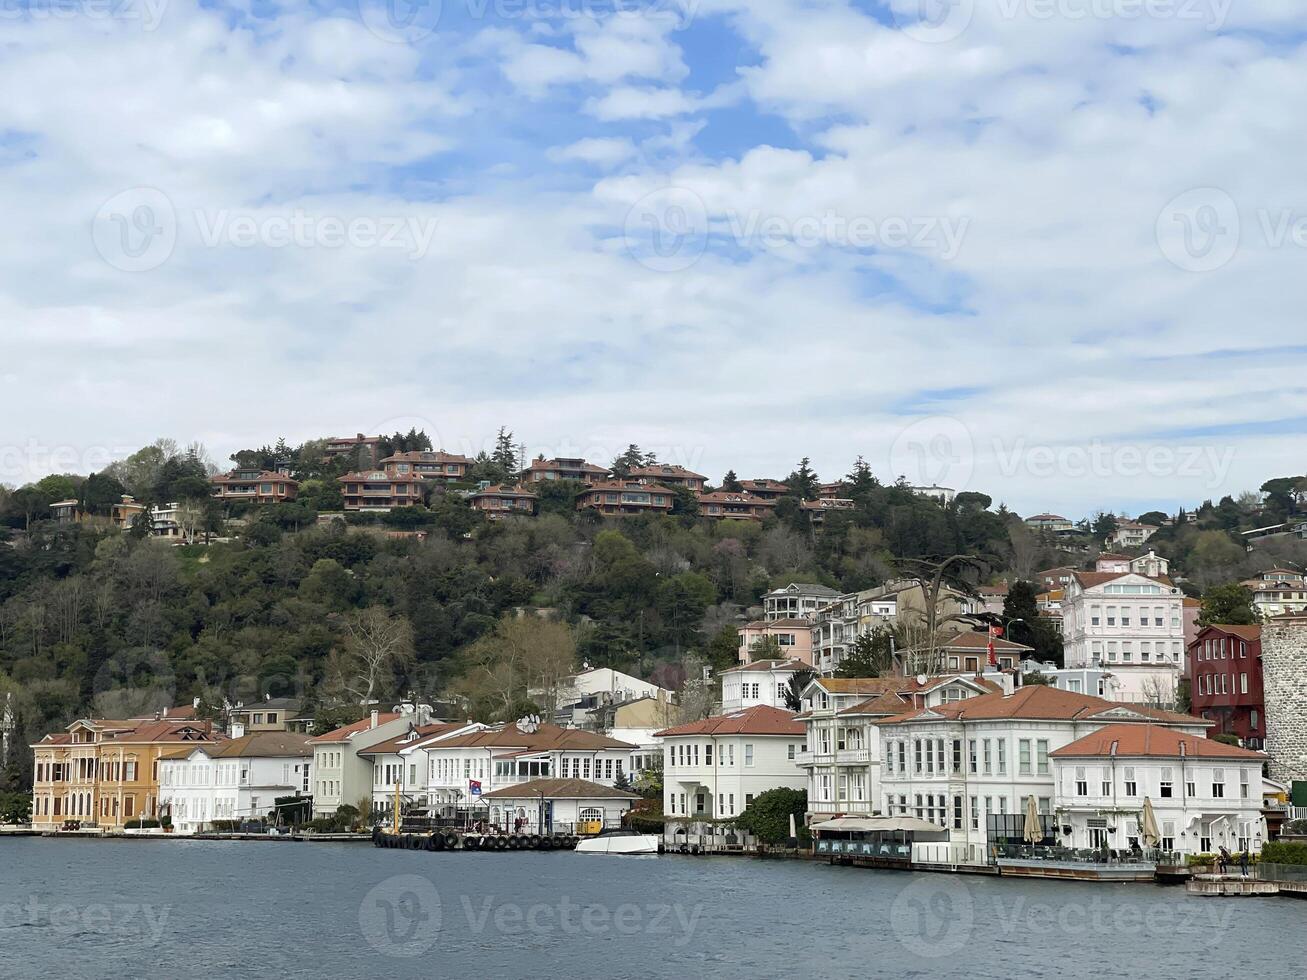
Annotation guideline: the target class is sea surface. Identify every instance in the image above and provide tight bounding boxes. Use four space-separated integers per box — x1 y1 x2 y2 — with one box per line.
1 838 1303 979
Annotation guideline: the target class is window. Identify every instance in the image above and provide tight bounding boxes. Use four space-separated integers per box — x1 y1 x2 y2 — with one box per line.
997 739 1006 775
1212 769 1225 798
970 796 979 830
1036 740 1049 776
705 745 713 764
1124 767 1137 797
744 744 754 766
968 740 977 774
982 739 992 775
1186 779 1196 798
952 739 962 774
1018 739 1032 776
787 744 795 761
1075 767 1087 796
1160 768 1173 798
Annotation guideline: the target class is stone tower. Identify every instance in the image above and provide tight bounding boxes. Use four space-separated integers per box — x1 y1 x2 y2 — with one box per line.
1261 616 1307 784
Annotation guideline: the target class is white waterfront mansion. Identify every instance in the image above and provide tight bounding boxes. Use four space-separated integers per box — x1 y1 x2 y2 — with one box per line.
656 705 806 821
1062 562 1187 705
876 685 1229 858
158 732 313 834
796 673 1002 823
719 659 807 712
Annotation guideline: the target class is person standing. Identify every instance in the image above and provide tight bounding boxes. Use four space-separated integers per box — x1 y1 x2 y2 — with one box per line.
1239 849 1250 876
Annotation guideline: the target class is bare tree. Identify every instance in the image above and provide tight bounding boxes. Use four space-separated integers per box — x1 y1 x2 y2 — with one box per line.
329 607 416 705
893 556 982 675
454 616 577 718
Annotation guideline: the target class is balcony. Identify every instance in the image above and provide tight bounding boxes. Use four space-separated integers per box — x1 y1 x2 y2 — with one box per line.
793 751 815 765
836 749 872 765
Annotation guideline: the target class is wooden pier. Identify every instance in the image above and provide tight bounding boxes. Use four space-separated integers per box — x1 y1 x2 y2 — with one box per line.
372 828 582 852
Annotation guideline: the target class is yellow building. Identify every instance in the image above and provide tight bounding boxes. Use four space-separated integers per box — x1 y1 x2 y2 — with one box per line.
31 715 222 830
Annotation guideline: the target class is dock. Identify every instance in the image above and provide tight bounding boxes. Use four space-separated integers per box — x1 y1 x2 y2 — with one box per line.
372 828 583 851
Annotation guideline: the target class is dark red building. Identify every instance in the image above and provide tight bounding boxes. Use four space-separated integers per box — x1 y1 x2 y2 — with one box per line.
1187 625 1264 748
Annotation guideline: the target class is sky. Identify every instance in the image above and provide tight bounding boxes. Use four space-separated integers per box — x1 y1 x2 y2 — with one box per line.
3 0 1306 520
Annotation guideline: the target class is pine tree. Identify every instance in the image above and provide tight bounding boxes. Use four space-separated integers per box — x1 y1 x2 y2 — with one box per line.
721 470 742 492
785 457 819 500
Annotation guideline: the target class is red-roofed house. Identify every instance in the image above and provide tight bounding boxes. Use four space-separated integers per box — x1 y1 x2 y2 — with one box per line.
521 457 609 485
737 618 814 666
656 706 807 822
211 468 298 504
876 685 1211 860
467 484 537 519
309 710 412 817
626 464 707 491
1051 723 1267 856
338 470 427 511
696 490 776 522
381 450 473 482
576 480 674 516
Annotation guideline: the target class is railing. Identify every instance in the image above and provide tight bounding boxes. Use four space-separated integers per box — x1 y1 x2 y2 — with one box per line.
1257 863 1307 883
1285 806 1307 822
835 749 871 764
992 842 1167 866
816 839 912 859
912 841 990 866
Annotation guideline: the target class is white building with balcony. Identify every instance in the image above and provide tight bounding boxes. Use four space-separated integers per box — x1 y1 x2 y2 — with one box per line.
358 721 484 818
656 705 806 821
1050 723 1268 856
1062 569 1187 705
763 582 840 621
158 731 313 834
797 674 1001 823
875 685 1208 857
411 721 636 820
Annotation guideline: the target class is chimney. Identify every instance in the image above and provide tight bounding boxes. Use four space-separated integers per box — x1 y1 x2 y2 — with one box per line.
230 721 246 739
370 709 380 730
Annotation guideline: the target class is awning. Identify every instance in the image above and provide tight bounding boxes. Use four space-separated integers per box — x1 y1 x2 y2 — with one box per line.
811 816 947 835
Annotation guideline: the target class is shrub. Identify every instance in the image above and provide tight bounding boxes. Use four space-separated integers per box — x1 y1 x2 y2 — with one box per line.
731 787 810 846
1261 841 1307 866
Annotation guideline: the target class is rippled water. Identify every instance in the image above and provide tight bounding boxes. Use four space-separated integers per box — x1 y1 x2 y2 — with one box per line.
2 838 1303 979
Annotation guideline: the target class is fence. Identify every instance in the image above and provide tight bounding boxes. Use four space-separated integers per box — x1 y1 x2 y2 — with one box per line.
1258 863 1307 883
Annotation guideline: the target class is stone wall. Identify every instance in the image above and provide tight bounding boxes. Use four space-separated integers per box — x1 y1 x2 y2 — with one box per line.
1261 618 1307 784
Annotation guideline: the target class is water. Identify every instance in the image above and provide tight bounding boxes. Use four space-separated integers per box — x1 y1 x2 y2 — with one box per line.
1 838 1303 979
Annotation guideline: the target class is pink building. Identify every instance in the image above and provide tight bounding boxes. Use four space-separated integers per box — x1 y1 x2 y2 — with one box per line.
737 619 814 666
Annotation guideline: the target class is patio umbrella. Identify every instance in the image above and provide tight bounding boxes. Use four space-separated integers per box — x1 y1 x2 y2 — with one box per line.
1140 797 1161 847
1023 795 1042 844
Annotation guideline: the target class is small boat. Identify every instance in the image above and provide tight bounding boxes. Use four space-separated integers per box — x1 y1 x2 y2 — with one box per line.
573 828 659 856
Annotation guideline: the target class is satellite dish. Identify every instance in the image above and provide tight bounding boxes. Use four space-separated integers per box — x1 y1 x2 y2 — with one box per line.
516 714 541 734
916 674 928 686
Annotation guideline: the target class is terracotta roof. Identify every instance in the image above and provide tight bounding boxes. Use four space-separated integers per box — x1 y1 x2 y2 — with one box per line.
1050 724 1265 760
356 723 467 755
626 464 707 480
523 458 608 475
423 723 635 752
101 720 223 744
839 692 912 716
380 450 473 465
740 479 789 492
338 470 426 484
160 731 313 760
308 713 401 744
878 685 1203 727
211 470 298 486
741 618 812 629
1027 514 1069 522
899 630 1033 654
655 705 804 737
468 484 536 499
579 480 676 494
696 491 776 506
480 778 640 801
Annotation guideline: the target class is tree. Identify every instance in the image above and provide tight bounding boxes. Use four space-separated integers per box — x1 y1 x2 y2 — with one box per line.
1002 580 1063 665
453 616 576 719
747 635 783 662
1198 584 1257 627
785 458 819 501
721 470 742 492
610 445 648 477
327 608 416 705
837 628 894 677
491 427 519 475
732 787 808 845
782 668 815 711
893 555 982 674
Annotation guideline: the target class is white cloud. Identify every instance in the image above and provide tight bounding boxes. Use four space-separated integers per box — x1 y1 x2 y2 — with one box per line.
547 137 639 167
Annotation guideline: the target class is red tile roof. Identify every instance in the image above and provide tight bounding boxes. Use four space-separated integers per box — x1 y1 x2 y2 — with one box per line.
423 723 635 752
356 723 467 755
308 713 401 744
1050 724 1265 760
655 705 804 737
877 684 1203 726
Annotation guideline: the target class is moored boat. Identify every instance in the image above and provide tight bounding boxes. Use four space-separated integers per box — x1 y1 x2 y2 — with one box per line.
574 828 659 855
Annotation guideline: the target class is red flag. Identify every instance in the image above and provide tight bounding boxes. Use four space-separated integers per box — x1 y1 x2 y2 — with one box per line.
987 625 1001 667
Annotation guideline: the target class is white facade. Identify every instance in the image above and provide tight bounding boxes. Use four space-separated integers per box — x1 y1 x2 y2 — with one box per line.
1019 662 1111 698
798 675 997 822
720 660 804 712
763 583 840 621
411 724 636 815
159 746 311 834
1062 572 1186 704
1052 750 1266 856
876 691 1210 853
311 711 417 817
659 707 806 821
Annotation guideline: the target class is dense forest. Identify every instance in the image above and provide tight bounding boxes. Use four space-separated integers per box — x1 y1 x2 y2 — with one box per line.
2 432 1305 791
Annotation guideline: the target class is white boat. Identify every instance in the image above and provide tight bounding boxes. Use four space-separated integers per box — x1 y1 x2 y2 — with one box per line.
574 828 660 855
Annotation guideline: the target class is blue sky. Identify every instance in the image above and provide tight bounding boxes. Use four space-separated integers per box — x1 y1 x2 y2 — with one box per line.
3 0 1307 519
